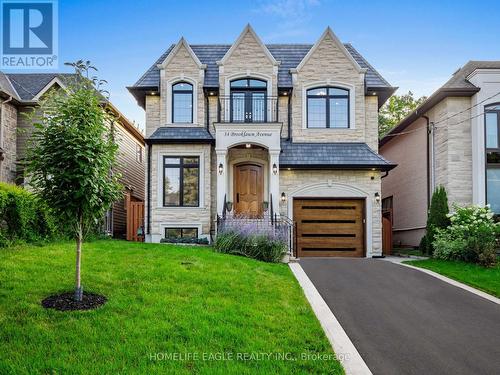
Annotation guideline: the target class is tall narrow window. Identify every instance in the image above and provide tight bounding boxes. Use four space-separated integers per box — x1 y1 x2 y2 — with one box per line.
307 87 349 128
485 104 500 213
163 156 199 207
172 82 193 123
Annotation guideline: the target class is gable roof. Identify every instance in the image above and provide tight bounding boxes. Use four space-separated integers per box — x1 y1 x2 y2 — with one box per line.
129 42 394 107
217 24 279 67
380 61 500 147
157 37 206 70
0 72 144 143
294 27 364 73
6 73 75 101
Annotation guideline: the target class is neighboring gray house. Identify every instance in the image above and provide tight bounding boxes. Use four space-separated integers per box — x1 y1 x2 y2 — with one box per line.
129 25 396 257
380 61 500 247
0 72 145 240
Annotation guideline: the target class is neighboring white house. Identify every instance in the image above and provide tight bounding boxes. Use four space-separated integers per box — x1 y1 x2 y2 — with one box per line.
128 25 396 257
380 61 500 247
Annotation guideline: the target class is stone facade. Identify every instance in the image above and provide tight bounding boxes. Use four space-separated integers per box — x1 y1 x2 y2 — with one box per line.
143 26 387 256
279 170 382 256
291 32 374 147
0 102 17 183
428 97 473 206
148 143 212 242
380 95 474 247
159 42 205 127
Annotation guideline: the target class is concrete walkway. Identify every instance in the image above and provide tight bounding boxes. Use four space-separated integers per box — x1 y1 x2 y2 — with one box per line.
299 258 500 375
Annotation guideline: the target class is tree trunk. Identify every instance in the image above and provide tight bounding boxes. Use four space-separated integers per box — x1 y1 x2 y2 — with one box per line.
74 220 83 301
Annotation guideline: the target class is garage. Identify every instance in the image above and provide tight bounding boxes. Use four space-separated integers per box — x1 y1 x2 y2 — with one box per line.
293 198 365 257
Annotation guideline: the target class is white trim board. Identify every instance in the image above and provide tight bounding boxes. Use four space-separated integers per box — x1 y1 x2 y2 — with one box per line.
289 263 372 375
387 259 500 305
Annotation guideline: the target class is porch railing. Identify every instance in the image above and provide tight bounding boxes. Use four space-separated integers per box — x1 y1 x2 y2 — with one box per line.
217 95 279 123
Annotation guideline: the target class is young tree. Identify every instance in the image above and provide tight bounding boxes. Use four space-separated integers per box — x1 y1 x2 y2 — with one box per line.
26 61 122 301
379 91 427 138
422 186 450 255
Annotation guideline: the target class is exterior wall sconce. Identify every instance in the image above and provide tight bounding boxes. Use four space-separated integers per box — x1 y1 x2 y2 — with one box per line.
374 192 380 203
218 163 224 175
272 163 278 175
281 192 287 202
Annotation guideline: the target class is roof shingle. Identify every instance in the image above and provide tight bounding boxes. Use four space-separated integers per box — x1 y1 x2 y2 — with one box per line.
132 43 391 90
280 141 396 170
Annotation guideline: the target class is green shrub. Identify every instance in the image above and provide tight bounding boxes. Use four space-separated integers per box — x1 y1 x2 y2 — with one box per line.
0 182 59 246
214 230 287 263
160 237 209 245
433 204 499 267
424 186 450 255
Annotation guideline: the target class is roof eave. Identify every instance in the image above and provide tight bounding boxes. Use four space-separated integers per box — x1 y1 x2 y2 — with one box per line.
279 163 397 171
146 138 215 145
379 87 480 147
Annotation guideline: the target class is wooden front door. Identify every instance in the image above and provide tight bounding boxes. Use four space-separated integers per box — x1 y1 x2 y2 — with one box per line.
294 198 365 257
234 164 263 217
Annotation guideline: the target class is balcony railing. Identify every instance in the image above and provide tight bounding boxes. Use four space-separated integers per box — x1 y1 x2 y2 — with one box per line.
217 95 279 123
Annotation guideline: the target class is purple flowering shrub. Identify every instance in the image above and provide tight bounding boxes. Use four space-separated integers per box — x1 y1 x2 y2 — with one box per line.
215 214 288 263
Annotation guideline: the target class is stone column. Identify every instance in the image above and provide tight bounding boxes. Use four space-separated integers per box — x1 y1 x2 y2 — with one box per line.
216 149 228 215
269 150 280 216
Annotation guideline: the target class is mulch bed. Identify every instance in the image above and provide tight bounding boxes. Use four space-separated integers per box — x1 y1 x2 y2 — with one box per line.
42 292 107 311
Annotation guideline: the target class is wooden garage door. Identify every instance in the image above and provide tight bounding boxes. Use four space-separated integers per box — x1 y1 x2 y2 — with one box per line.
294 199 365 257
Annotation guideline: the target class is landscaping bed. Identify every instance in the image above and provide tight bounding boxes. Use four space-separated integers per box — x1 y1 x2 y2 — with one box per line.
405 258 500 297
0 240 343 374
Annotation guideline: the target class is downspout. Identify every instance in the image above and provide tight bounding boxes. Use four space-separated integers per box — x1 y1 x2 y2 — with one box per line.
287 92 292 141
423 116 431 208
0 96 14 182
205 94 210 132
146 142 152 237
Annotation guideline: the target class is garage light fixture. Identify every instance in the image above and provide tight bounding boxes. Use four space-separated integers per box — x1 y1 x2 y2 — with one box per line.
281 192 287 202
218 163 224 175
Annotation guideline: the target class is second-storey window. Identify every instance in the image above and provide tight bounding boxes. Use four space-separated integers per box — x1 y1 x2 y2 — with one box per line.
163 156 199 207
485 104 500 213
307 87 349 128
172 82 193 123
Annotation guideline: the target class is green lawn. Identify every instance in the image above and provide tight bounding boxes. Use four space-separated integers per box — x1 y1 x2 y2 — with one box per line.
405 259 500 297
0 240 343 374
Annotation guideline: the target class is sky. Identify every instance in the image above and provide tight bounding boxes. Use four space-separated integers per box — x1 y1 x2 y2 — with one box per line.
9 0 499 131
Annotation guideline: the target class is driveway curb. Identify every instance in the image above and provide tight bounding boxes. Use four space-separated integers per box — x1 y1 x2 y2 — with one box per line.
289 263 372 375
386 259 500 305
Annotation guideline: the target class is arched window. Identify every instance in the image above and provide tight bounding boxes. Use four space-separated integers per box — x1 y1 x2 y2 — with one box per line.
172 82 193 123
485 104 500 213
306 87 349 128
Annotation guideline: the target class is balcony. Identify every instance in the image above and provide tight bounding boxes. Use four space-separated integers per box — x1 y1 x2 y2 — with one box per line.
217 95 279 123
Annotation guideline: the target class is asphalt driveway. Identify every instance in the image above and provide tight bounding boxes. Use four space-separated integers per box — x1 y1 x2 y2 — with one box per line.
299 258 500 375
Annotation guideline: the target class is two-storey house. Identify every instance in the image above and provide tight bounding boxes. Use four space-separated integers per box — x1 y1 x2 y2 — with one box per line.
129 25 396 257
0 72 145 240
380 61 500 247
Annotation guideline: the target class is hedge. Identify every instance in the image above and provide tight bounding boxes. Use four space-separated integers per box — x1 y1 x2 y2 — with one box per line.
0 182 59 247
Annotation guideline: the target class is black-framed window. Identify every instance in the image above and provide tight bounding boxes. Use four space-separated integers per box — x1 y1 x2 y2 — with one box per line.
172 82 193 123
165 227 198 239
163 156 199 207
307 87 349 128
485 104 500 213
